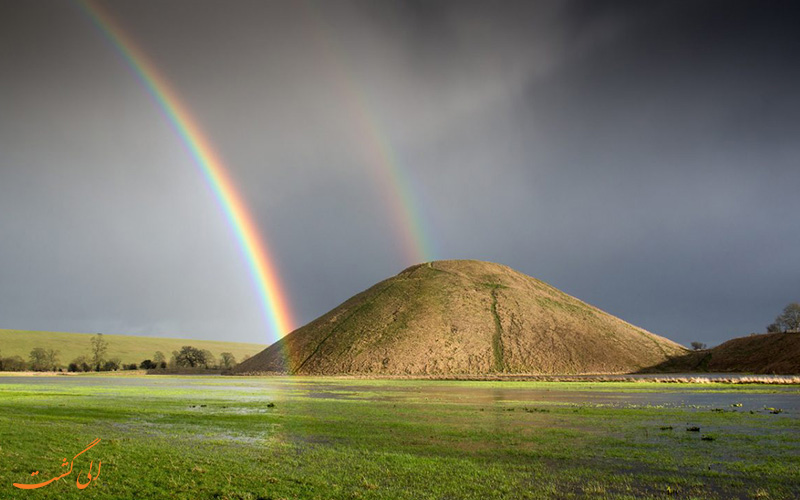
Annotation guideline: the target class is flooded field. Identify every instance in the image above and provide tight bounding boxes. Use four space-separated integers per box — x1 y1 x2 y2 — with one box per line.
0 374 798 499
3 374 797 411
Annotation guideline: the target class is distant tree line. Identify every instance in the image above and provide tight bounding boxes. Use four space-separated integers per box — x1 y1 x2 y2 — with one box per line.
0 352 27 371
0 333 244 373
0 347 62 372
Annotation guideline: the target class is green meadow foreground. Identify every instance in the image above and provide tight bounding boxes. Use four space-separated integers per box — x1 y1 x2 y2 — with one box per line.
0 375 798 499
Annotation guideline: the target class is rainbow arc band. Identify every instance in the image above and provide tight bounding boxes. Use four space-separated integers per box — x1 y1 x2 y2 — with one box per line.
78 0 295 342
299 1 435 265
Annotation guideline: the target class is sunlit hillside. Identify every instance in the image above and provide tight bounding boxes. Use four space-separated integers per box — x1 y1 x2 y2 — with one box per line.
0 329 266 367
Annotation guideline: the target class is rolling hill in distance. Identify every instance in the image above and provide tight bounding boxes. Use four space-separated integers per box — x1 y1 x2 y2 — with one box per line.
236 260 689 375
651 332 800 375
0 329 266 367
705 333 800 373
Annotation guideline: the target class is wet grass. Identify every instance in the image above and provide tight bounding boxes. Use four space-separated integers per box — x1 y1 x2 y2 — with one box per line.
0 376 798 499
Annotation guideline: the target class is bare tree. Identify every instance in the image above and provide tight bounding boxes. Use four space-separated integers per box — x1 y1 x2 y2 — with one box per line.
30 347 59 371
768 302 800 333
201 349 216 368
777 303 800 332
90 333 109 368
219 352 236 369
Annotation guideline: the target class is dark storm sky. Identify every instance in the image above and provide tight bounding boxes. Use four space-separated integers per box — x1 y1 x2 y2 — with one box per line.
1 0 798 346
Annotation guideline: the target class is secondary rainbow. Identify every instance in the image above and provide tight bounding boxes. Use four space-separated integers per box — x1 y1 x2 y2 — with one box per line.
78 0 295 342
340 82 436 265
300 2 436 265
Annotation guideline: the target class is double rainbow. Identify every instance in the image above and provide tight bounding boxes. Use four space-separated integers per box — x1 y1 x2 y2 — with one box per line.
78 1 438 346
78 1 295 341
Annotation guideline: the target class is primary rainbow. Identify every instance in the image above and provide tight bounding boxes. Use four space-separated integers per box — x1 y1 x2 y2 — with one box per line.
78 0 295 342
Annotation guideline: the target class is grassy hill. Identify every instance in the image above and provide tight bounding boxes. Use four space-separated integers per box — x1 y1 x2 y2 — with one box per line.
649 332 800 374
0 329 267 367
236 260 688 375
705 332 800 373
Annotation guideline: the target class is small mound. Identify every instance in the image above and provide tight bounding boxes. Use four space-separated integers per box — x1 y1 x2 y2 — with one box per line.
705 333 800 374
235 260 688 375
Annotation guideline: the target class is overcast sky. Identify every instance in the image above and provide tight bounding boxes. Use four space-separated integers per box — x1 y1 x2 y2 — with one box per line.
1 0 798 347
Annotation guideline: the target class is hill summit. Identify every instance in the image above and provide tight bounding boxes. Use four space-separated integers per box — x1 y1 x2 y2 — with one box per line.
235 260 687 375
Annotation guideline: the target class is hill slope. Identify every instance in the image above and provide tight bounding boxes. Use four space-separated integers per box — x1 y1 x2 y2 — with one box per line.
706 333 800 373
0 329 266 367
235 260 687 375
641 332 800 375
695 333 800 374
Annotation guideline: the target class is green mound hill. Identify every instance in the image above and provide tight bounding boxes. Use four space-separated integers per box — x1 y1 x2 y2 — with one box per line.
0 329 266 367
235 260 688 375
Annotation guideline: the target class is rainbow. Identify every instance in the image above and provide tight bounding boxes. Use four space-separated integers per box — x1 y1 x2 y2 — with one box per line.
77 1 295 342
338 85 436 264
300 2 436 265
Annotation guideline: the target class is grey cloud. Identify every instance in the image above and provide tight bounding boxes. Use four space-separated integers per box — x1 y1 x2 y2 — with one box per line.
0 1 798 346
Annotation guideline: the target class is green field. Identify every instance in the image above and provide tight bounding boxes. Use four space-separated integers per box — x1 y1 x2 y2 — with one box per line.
0 376 798 499
0 329 267 367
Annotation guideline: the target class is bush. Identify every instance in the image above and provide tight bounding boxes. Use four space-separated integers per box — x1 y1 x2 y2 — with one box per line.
1 356 27 372
70 356 93 372
123 363 138 370
139 359 157 370
102 359 120 371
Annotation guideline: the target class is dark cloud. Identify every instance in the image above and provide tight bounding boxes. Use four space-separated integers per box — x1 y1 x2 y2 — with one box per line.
0 0 797 346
